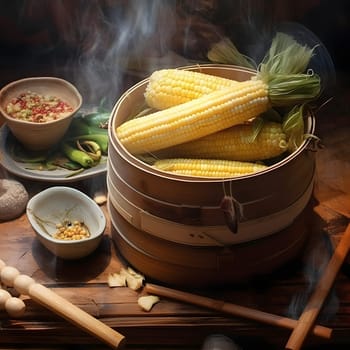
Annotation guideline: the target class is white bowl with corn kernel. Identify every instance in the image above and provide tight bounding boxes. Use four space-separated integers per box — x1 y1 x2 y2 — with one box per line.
0 77 82 151
26 186 106 259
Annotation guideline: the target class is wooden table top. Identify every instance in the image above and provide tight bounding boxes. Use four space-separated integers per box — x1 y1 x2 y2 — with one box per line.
0 80 349 350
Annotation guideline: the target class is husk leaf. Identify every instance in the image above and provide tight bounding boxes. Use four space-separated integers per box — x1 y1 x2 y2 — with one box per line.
207 37 256 69
256 32 321 106
258 32 317 80
266 71 321 106
282 104 305 151
248 117 264 143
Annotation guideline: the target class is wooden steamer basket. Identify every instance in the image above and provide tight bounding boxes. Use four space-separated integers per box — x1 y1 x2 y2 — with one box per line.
107 65 316 288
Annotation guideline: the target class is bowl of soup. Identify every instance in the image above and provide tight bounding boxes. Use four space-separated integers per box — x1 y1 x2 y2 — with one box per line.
0 77 82 151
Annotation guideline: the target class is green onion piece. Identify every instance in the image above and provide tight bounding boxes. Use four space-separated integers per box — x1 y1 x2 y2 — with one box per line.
61 142 94 168
67 134 108 155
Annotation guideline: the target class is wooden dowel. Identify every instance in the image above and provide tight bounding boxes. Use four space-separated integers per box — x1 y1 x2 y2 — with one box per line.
285 223 350 350
0 261 125 350
144 283 332 339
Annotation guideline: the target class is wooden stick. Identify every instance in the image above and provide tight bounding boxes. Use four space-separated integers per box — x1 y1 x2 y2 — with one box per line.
144 283 332 339
0 260 125 349
285 223 350 350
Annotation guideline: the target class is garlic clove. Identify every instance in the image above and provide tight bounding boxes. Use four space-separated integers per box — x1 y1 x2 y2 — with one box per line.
138 295 160 312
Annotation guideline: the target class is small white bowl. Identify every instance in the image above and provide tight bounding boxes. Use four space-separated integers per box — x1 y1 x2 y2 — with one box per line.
26 186 106 259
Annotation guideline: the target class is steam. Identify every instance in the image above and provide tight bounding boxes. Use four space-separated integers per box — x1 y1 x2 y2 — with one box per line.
60 0 179 109
37 1 335 111
287 231 339 322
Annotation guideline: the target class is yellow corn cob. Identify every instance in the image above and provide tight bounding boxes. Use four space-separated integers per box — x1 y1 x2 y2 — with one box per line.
156 121 288 161
144 69 238 109
117 79 269 155
152 158 268 178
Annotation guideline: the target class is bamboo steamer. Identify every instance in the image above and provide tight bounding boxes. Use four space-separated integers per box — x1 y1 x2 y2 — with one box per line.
107 64 316 287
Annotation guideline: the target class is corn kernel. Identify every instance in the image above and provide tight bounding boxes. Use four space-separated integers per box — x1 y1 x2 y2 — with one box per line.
52 220 90 241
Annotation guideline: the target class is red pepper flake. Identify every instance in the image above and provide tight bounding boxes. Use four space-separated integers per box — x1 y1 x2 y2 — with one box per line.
6 91 73 123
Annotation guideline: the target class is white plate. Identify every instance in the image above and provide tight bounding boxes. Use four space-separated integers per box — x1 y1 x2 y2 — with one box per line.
0 125 107 183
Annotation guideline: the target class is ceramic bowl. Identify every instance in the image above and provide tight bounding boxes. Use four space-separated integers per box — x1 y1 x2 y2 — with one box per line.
26 186 106 260
0 77 82 151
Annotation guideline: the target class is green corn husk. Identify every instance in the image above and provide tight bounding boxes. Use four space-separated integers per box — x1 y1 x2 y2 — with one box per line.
266 71 321 106
207 32 321 107
207 37 256 69
247 117 264 143
257 32 321 106
282 104 306 152
259 32 317 78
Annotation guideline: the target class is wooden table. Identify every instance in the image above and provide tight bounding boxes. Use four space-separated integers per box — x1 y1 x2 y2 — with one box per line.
0 77 350 350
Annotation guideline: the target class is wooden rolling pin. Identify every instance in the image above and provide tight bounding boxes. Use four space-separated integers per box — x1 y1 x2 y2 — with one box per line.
0 259 125 349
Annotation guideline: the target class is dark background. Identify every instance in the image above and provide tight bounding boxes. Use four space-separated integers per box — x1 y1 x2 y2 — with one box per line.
0 0 348 108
